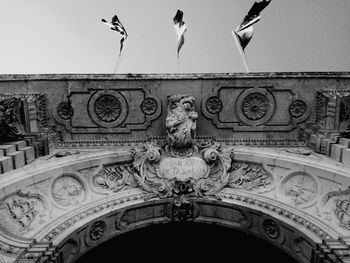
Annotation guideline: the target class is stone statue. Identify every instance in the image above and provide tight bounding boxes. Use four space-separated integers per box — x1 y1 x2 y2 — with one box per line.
165 95 198 149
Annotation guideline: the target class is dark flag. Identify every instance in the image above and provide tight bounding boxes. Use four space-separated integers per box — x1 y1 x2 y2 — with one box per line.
234 0 271 51
173 10 187 57
101 14 128 55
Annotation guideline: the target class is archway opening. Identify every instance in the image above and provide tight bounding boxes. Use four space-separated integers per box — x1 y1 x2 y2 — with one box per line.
76 222 299 263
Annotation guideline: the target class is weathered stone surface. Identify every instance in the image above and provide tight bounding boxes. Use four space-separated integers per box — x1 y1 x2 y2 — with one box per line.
20 146 35 164
2 141 27 150
331 144 347 162
7 151 25 169
0 145 16 155
342 149 350 165
0 156 13 173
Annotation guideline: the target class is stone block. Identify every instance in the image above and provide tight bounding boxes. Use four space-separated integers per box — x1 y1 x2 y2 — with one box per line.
339 138 350 148
0 144 16 155
342 149 350 165
21 146 35 164
0 156 13 174
331 144 347 162
2 140 27 150
8 151 25 169
314 135 324 153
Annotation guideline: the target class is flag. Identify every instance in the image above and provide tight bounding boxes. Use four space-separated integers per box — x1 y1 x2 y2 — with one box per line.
173 9 187 57
101 14 128 55
234 0 271 51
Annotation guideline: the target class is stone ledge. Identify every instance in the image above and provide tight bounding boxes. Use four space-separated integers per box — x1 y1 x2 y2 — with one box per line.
0 72 350 81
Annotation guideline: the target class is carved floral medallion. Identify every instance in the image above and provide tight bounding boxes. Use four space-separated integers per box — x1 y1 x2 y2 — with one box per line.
263 219 280 239
205 96 223 114
94 95 121 122
289 100 306 118
141 97 158 115
242 93 268 121
89 221 106 241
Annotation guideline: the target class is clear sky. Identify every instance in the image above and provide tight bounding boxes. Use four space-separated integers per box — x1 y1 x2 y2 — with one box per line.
0 0 349 74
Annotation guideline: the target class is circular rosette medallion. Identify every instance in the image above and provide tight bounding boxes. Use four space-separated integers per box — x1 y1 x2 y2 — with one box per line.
88 90 128 128
235 87 276 126
289 100 307 118
158 157 209 181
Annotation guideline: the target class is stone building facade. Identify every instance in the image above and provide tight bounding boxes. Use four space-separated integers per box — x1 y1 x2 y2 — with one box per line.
0 72 350 262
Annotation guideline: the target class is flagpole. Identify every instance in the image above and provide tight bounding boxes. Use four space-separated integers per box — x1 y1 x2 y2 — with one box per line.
113 53 123 74
177 55 180 73
232 31 250 73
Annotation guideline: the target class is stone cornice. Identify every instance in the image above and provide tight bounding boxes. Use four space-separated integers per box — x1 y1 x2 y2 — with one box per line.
0 72 350 81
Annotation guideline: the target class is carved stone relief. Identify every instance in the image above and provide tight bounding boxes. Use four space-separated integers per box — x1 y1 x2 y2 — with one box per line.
51 174 86 207
202 86 310 132
205 96 223 114
289 100 307 119
54 87 162 135
89 221 106 241
263 219 280 240
88 91 127 128
236 88 275 126
0 191 47 233
57 101 74 120
92 164 137 194
241 93 269 121
227 162 273 192
166 95 198 149
321 186 350 230
0 97 26 138
172 197 194 222
279 172 318 208
141 97 158 115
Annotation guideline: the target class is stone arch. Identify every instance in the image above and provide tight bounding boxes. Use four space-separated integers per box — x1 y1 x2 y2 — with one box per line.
53 198 320 263
0 147 349 263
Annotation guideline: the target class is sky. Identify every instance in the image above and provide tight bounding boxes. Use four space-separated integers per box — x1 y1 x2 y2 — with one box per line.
0 0 349 74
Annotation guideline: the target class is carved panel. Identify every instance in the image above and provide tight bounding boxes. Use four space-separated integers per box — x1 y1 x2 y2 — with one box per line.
278 172 318 208
202 86 311 132
53 87 162 134
51 174 86 207
227 162 273 192
0 190 47 233
321 186 350 231
92 163 137 194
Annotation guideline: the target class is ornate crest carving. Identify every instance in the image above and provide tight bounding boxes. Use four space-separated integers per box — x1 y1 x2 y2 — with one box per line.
95 94 276 201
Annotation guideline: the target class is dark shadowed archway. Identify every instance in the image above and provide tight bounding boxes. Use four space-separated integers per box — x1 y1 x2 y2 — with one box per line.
76 222 299 263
